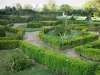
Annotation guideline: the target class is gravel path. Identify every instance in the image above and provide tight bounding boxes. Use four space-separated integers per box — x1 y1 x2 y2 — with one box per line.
24 31 80 59
12 23 27 28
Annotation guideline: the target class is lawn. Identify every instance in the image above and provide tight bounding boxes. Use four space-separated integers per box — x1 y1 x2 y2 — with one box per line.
16 25 40 32
0 50 57 75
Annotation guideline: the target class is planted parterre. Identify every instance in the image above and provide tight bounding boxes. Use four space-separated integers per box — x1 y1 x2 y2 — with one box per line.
39 26 99 50
0 40 99 75
0 26 24 40
75 40 100 61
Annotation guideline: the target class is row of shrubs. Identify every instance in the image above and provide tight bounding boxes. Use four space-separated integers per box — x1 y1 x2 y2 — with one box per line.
39 27 99 50
0 40 19 50
20 41 98 75
27 21 57 28
0 20 12 25
72 25 99 31
0 27 25 40
75 40 100 61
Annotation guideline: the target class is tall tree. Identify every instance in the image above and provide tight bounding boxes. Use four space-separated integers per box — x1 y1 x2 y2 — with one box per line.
58 4 72 13
15 3 22 16
42 0 57 12
23 4 33 10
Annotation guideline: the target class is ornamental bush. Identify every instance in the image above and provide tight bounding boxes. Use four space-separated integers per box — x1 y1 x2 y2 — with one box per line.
10 52 32 71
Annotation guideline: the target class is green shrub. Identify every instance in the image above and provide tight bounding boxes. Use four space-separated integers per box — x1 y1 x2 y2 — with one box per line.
0 28 6 37
2 51 31 71
75 40 100 61
20 41 98 75
10 52 32 71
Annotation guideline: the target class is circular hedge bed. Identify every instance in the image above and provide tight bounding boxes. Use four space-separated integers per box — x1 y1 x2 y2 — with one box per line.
39 26 99 50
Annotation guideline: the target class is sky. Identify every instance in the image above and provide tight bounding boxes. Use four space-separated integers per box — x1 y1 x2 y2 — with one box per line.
0 0 89 8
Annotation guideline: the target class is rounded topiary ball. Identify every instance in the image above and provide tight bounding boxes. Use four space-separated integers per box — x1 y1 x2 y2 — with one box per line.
0 28 6 37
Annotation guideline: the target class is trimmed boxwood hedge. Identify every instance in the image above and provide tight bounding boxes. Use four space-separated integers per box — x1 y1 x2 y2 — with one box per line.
75 40 100 61
27 21 57 28
0 40 98 75
27 22 41 28
0 20 12 25
0 40 19 50
19 41 98 75
0 27 25 40
39 27 99 50
72 25 99 31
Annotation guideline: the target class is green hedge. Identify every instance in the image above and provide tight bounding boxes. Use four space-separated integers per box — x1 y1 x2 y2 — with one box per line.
75 40 100 61
27 22 41 28
20 41 98 75
39 27 99 50
0 27 25 40
41 21 57 26
72 25 99 31
27 21 57 28
0 20 12 25
0 40 19 50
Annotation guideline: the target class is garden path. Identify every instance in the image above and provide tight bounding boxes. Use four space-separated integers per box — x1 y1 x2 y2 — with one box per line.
13 23 27 28
24 31 80 59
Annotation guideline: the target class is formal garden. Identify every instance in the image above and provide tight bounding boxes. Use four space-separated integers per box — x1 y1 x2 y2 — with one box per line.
0 0 100 75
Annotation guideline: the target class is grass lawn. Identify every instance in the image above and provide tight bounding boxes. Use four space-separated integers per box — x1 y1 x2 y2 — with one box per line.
16 25 40 32
0 50 57 75
96 70 100 75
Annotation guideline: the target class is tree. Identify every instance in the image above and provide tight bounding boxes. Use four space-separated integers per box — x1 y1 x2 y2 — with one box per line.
42 4 50 12
42 0 57 12
84 0 100 17
23 4 33 10
58 4 72 13
15 3 22 16
5 6 12 14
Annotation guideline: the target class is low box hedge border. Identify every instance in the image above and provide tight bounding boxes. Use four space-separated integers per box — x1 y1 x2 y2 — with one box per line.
0 40 98 75
0 26 25 40
39 27 99 50
19 41 98 75
0 40 19 50
27 21 57 28
75 40 100 61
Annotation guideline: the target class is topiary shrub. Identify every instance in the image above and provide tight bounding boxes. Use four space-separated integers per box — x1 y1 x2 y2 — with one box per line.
0 28 6 37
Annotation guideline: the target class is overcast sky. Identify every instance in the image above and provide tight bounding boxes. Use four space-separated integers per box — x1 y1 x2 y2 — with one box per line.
0 0 88 8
